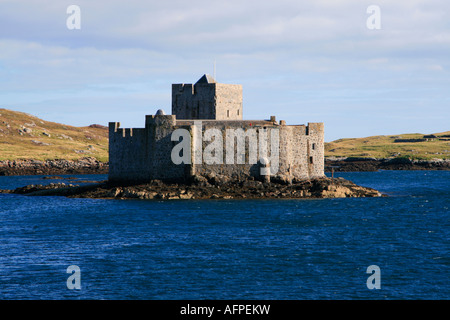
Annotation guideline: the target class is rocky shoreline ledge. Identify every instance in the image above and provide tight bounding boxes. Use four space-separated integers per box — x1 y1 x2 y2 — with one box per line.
325 157 450 172
0 157 448 176
0 157 108 176
0 174 384 200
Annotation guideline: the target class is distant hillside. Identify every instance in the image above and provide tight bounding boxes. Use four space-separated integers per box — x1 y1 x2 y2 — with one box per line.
0 108 108 162
325 132 450 160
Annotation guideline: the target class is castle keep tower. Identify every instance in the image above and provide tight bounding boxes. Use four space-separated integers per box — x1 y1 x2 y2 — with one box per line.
172 74 243 120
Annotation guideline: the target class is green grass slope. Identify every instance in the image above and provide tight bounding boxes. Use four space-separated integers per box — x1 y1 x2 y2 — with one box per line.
325 132 450 160
0 108 108 162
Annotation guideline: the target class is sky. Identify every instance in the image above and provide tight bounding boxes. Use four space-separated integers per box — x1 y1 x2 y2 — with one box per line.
0 0 449 142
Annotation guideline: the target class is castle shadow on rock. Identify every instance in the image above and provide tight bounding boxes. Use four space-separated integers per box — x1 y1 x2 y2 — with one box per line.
108 74 324 183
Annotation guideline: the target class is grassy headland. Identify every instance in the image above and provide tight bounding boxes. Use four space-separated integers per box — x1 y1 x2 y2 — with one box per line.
325 132 450 160
0 108 108 162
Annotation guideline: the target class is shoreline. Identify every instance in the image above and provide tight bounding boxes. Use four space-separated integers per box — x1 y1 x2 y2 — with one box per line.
0 157 448 176
325 157 450 172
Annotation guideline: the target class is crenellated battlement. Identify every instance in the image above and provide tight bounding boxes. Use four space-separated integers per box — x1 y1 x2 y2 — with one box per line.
109 122 135 138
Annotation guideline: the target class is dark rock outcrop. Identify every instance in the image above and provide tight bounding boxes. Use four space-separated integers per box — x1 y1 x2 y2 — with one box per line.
0 175 384 200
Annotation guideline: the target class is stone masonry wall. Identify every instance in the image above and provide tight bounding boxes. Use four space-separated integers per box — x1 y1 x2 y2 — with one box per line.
214 84 243 120
307 122 325 178
109 123 151 181
109 116 324 182
172 83 216 119
172 83 243 120
189 121 276 179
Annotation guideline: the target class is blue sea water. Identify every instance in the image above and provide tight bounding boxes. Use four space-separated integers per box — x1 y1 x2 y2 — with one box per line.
0 171 448 300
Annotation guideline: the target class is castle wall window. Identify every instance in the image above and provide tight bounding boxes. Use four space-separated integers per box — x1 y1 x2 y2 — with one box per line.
237 109 239 116
309 156 313 164
312 143 316 150
227 110 230 118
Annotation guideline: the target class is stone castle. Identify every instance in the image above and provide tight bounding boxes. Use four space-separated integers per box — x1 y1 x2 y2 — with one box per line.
108 75 324 182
